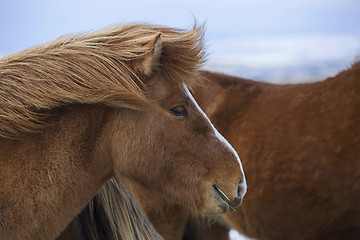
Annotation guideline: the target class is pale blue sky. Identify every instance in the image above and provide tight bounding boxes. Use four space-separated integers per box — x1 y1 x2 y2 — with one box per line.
1 0 359 54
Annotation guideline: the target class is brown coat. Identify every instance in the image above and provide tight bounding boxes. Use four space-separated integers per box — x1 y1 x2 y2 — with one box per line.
193 67 360 240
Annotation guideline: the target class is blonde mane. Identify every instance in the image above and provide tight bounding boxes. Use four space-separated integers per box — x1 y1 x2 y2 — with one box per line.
0 23 204 138
70 178 163 240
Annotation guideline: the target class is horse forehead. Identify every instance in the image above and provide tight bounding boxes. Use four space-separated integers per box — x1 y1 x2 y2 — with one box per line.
149 75 183 99
183 84 201 109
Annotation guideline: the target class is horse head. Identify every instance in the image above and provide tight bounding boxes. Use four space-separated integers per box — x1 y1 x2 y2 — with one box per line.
103 28 246 216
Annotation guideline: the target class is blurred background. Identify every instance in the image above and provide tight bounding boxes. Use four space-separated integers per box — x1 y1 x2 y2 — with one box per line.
1 1 359 239
1 0 360 84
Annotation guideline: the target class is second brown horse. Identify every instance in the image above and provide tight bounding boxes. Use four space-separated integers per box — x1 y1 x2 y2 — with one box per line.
190 65 360 240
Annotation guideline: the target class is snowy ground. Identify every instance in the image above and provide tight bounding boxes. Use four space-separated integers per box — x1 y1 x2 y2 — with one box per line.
204 34 360 84
230 229 255 240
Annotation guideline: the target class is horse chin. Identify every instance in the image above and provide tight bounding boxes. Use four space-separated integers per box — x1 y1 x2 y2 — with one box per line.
208 203 231 216
197 189 230 216
199 198 230 216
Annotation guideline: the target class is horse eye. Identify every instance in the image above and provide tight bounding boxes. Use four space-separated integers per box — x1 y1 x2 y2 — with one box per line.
169 105 188 117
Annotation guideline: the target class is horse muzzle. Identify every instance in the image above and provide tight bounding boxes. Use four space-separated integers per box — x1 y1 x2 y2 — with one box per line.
213 180 247 210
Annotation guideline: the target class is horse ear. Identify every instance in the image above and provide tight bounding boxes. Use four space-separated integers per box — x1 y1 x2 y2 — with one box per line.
142 33 162 77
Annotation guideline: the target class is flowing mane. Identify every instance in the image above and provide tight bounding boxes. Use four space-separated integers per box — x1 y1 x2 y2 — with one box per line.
0 24 204 138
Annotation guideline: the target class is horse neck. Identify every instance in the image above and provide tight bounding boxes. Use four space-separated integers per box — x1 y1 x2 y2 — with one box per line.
129 181 189 240
0 104 114 240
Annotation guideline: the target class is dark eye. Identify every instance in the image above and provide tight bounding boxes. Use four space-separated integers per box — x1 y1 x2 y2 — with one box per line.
169 105 188 117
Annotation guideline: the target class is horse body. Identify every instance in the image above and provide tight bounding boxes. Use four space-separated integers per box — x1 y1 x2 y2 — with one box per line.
195 68 360 240
0 24 246 239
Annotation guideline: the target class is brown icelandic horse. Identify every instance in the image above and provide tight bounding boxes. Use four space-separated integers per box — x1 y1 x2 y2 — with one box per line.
67 63 360 240
0 24 247 239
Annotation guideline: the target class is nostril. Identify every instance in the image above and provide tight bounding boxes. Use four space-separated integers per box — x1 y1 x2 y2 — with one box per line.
237 180 247 198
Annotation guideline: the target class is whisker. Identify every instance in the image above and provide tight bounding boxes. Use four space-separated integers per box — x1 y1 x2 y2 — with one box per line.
213 184 230 201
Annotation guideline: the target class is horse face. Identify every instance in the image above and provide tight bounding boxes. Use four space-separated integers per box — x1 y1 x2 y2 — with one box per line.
110 72 246 216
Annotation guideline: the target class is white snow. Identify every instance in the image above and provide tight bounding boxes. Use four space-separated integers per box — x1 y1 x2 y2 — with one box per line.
204 34 360 84
230 229 255 240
